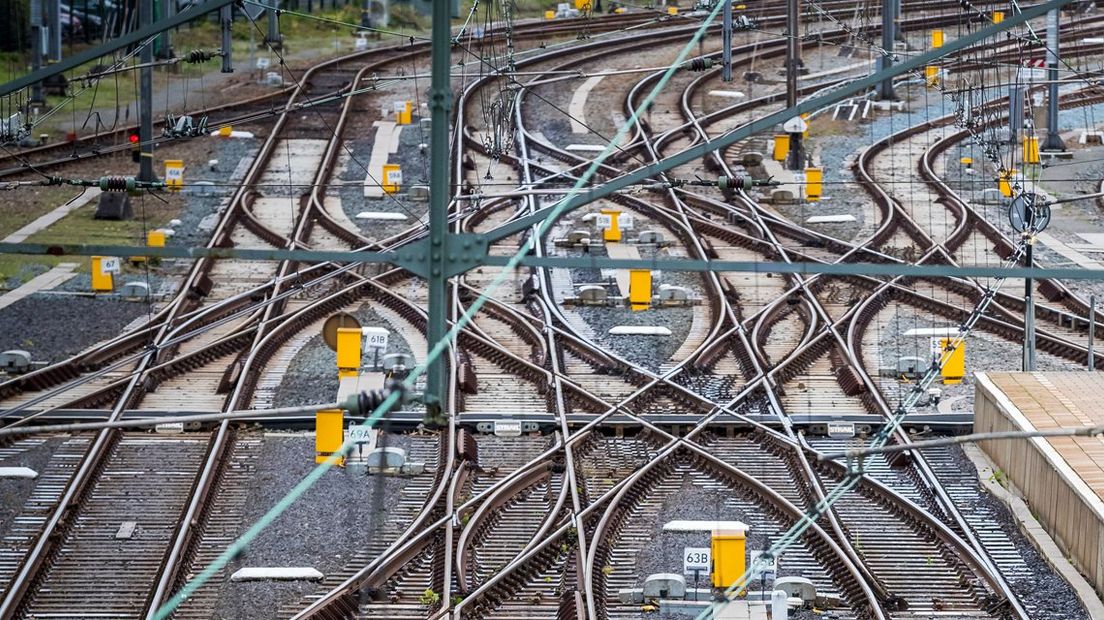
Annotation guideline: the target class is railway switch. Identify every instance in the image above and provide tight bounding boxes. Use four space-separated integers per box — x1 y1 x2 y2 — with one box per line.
711 524 747 590
315 408 345 466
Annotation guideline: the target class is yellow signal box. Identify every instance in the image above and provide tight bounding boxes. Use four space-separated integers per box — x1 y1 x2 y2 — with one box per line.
90 256 114 292
924 66 940 87
164 159 184 190
1023 136 1040 165
218 125 233 137
397 101 413 125
998 169 1019 198
599 208 622 242
545 9 555 18
711 525 747 590
666 5 677 14
936 338 966 384
960 156 973 169
147 230 166 248
993 10 1004 23
382 164 402 194
336 327 362 380
772 134 790 162
804 167 823 202
315 408 346 466
931 29 944 48
629 269 652 310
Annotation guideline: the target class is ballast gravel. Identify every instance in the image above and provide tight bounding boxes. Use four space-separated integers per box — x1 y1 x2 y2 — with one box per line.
210 432 410 619
0 294 150 363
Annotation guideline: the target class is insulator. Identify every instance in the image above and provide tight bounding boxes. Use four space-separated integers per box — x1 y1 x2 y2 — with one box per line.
185 49 213 63
97 176 136 192
717 176 752 191
342 380 407 416
685 57 715 72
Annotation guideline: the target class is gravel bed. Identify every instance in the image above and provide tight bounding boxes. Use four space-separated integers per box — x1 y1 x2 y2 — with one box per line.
272 301 419 409
211 431 410 619
0 294 151 363
0 435 65 538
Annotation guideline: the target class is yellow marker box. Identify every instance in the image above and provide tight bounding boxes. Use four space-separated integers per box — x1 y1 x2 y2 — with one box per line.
147 230 166 248
931 29 944 48
545 9 555 18
711 526 747 590
960 156 973 167
993 10 1004 23
924 65 940 87
218 125 233 137
937 338 965 384
998 169 1019 198
600 208 622 242
382 163 402 194
315 409 346 466
575 0 589 9
629 269 652 309
336 326 361 379
772 134 790 162
1023 136 1040 165
667 5 678 14
90 256 113 293
397 101 413 125
804 167 823 202
164 159 184 189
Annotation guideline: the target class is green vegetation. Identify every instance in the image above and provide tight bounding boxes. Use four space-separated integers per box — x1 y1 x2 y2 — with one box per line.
418 588 441 606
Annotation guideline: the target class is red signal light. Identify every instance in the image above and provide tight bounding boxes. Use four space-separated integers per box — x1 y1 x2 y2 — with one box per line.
129 134 139 143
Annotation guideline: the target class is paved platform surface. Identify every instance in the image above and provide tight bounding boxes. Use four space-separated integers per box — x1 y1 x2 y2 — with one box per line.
981 372 1104 502
0 263 80 311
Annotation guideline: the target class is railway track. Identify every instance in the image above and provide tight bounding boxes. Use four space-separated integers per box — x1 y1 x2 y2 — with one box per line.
1 2 1102 619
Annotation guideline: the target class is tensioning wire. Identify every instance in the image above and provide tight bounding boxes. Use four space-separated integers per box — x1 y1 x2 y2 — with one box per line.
151 2 726 617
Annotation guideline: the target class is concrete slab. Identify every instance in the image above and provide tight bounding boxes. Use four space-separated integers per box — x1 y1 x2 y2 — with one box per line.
0 467 38 479
355 211 407 220
2 188 101 243
608 326 671 336
569 75 605 134
708 90 746 99
664 520 749 532
364 121 399 198
115 521 137 539
605 243 641 298
902 327 959 337
0 263 79 312
230 567 324 582
805 214 854 223
565 144 607 152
